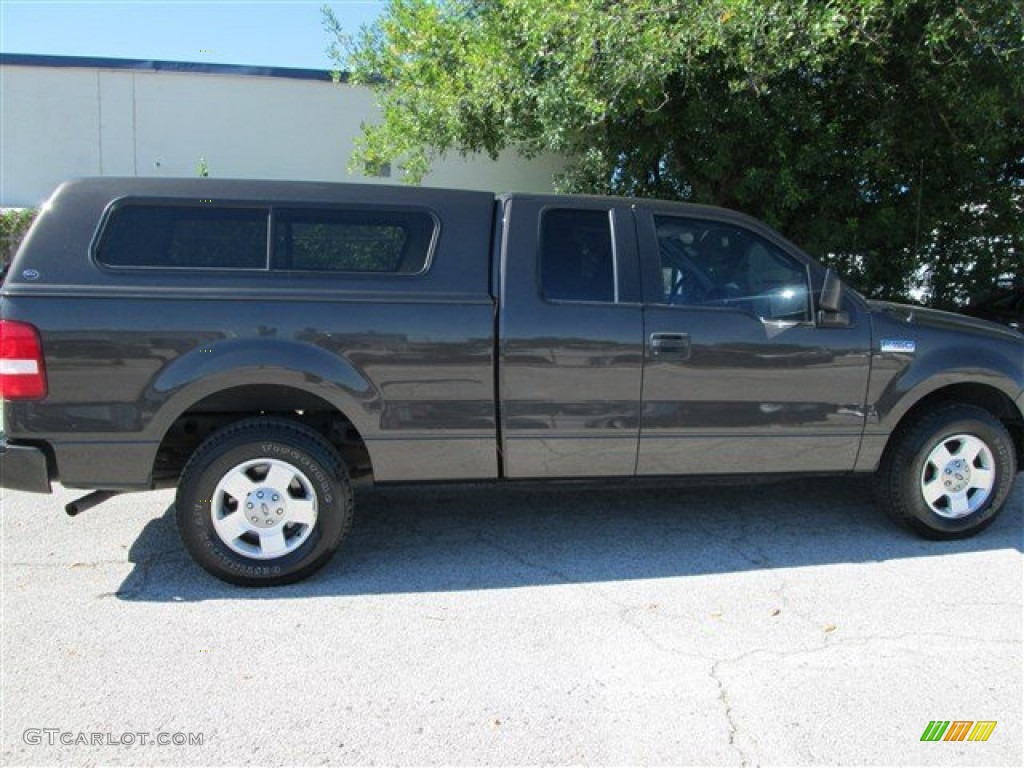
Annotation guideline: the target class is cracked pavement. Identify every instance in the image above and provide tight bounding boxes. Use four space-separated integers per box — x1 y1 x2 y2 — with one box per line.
2 475 1021 765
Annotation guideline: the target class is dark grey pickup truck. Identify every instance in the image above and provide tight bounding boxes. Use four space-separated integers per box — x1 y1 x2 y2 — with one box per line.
2 178 1021 585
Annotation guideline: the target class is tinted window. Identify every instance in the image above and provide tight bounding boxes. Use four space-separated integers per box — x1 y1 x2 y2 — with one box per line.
540 209 615 302
98 205 268 269
273 208 436 273
654 216 810 321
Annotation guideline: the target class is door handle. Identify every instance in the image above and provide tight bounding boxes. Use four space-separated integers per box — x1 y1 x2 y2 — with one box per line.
650 332 691 358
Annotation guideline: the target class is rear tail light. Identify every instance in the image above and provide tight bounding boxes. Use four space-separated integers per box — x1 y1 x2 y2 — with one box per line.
0 320 47 399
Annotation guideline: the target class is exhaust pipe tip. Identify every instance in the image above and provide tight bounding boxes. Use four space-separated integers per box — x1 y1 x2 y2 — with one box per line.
65 490 119 517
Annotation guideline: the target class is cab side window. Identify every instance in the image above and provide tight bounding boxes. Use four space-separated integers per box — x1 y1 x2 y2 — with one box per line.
540 209 616 303
653 216 810 322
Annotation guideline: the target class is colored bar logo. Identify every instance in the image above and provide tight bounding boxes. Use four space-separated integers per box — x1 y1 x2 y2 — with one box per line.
921 721 997 742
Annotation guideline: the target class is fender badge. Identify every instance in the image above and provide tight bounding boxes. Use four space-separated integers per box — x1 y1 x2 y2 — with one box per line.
21 269 40 280
880 339 916 353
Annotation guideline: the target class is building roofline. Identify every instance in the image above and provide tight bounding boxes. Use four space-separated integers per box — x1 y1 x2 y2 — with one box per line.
0 52 348 83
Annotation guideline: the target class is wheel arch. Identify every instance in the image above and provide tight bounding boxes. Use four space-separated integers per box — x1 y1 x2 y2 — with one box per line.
152 382 374 486
882 382 1023 468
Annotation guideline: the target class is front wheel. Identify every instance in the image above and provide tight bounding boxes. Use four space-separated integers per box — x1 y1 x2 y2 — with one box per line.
875 404 1017 539
176 417 353 586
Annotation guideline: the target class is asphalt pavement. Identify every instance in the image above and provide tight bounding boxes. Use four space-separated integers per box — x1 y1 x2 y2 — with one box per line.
2 475 1021 766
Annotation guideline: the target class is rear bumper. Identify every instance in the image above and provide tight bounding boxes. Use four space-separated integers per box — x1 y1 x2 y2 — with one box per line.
0 441 52 493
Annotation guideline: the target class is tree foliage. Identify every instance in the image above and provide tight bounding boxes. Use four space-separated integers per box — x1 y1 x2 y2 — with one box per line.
326 0 1023 305
0 207 37 267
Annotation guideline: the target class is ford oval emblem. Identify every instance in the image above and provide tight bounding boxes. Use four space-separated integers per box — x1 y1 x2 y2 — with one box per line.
21 269 40 280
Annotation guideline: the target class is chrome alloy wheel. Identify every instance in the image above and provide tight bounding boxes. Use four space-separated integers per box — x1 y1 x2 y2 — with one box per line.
211 458 319 559
919 434 996 519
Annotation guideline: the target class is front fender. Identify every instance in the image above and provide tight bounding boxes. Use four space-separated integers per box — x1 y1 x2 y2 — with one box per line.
872 344 1023 431
853 341 1022 473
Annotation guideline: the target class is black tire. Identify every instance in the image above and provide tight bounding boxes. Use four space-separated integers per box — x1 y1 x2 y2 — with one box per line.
176 417 353 586
875 404 1016 539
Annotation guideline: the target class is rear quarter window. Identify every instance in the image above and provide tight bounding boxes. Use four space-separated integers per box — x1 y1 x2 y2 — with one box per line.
539 208 616 302
97 204 269 269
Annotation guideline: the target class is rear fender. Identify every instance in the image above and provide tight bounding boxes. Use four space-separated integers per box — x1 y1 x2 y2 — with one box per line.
148 337 380 438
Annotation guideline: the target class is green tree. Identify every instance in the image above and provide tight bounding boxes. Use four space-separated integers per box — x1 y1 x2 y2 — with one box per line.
327 0 1023 305
1 208 37 268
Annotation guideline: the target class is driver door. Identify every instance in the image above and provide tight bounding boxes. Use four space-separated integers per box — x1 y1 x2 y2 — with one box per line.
636 208 872 475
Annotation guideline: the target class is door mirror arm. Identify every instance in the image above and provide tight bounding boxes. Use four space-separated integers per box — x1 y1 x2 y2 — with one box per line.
817 308 851 327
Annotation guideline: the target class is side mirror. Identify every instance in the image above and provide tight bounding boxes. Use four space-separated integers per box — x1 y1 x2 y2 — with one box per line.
817 268 850 327
820 268 843 312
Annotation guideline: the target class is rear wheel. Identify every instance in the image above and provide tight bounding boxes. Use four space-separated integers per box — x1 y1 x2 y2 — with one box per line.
176 417 353 586
875 404 1016 539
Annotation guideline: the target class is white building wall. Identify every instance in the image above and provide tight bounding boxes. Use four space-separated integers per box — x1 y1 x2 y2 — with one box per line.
0 63 562 207
98 72 136 176
3 68 102 205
